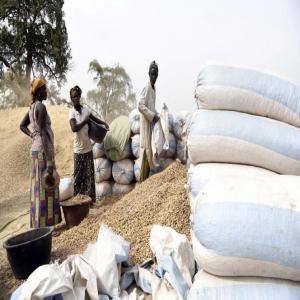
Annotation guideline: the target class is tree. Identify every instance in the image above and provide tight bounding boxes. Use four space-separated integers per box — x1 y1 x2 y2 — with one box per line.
0 0 71 106
86 60 136 122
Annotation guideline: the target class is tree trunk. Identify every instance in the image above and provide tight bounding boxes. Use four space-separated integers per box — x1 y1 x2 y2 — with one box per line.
25 47 32 85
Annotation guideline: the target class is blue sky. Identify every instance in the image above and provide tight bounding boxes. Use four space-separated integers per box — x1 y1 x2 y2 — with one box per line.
63 0 300 112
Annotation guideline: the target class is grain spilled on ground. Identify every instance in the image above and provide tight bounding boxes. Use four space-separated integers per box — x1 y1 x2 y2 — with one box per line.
53 161 190 264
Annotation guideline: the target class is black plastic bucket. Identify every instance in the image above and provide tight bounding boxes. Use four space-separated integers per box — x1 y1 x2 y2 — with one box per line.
3 227 53 279
88 119 108 143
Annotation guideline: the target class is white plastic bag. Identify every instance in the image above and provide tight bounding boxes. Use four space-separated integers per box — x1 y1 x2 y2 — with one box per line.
150 225 195 300
14 256 99 300
83 225 130 298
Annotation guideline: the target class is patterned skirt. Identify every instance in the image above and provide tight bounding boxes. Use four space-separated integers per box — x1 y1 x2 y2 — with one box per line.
30 151 62 228
74 151 96 203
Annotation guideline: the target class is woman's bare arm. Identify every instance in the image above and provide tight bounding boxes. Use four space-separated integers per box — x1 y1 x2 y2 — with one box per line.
20 111 32 137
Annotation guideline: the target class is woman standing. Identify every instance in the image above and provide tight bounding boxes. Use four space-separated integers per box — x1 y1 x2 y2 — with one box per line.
69 86 109 203
20 79 61 228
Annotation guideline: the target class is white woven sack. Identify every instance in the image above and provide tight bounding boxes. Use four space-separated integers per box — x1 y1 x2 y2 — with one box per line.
173 111 191 140
112 183 135 194
92 142 105 159
94 158 112 183
192 174 300 281
176 139 187 163
187 163 275 215
96 181 112 199
159 158 174 171
187 110 300 175
188 271 300 300
131 134 140 158
129 108 140 134
112 159 134 185
195 63 300 127
119 141 132 160
162 132 176 159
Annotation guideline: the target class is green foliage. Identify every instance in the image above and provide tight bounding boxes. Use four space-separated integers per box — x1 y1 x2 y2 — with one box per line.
0 0 71 106
86 60 136 122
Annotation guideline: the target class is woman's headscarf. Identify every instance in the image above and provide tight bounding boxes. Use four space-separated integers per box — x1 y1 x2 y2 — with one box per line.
31 78 46 95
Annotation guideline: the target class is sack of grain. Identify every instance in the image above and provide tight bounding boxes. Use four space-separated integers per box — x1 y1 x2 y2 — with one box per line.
112 183 135 194
195 63 300 127
133 159 141 182
176 139 187 163
187 271 300 300
94 158 112 183
112 159 134 184
59 177 74 201
119 141 132 160
162 132 176 159
191 175 300 280
96 181 112 199
131 134 140 158
167 112 174 133
187 110 300 175
173 111 191 140
129 108 140 134
187 163 275 214
92 142 105 159
159 158 175 171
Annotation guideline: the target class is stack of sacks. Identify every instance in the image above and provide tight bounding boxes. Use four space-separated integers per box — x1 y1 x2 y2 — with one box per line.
92 140 135 199
129 105 179 182
189 63 300 174
186 63 300 296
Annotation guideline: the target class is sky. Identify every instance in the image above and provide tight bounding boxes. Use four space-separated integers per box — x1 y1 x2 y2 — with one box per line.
63 0 300 112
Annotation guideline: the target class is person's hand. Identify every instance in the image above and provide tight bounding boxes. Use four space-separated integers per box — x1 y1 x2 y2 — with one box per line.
47 165 53 176
153 114 160 124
